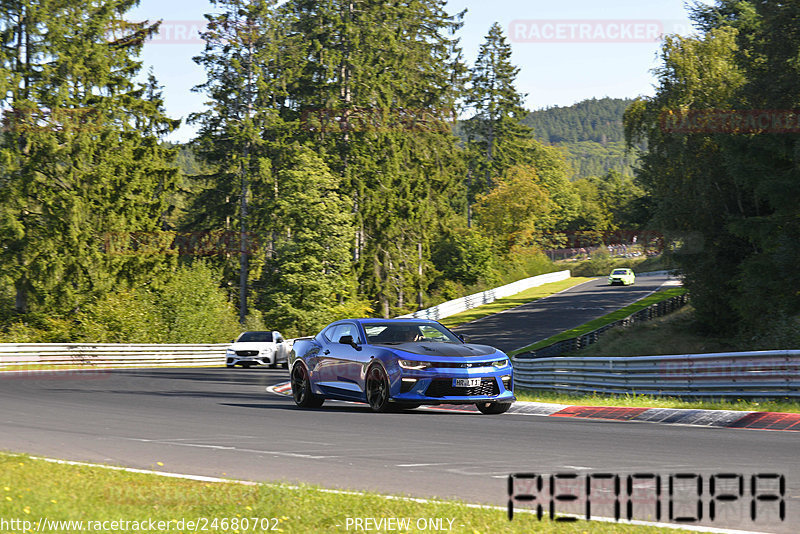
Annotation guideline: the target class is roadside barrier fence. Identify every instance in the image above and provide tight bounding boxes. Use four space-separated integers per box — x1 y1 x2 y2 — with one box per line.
398 270 571 321
2 342 797 400
0 343 227 369
512 350 800 398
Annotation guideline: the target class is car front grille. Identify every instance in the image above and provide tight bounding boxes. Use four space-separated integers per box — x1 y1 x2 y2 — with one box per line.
426 361 504 369
425 378 499 398
235 350 259 357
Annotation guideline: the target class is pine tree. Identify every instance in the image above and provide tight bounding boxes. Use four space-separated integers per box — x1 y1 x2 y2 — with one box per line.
256 146 356 336
189 0 286 323
287 0 466 316
0 0 179 317
465 23 532 196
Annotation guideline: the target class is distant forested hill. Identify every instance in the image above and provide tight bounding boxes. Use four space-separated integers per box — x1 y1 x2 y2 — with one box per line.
521 97 642 180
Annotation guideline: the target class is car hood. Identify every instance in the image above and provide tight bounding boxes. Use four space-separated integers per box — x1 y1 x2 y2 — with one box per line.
377 342 498 358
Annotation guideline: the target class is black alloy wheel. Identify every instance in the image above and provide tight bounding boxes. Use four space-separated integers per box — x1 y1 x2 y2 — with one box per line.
291 363 324 408
365 364 391 413
475 401 511 415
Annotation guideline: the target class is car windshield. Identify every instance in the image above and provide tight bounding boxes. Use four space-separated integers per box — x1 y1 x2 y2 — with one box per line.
364 323 460 344
237 331 273 342
612 269 629 275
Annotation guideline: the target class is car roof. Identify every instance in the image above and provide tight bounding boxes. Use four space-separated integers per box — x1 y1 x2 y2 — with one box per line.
349 318 439 325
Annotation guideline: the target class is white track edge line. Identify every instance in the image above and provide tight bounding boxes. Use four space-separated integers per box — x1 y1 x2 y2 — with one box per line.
21 455 769 534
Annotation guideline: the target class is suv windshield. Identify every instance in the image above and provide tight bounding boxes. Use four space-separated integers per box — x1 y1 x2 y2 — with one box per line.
237 331 273 343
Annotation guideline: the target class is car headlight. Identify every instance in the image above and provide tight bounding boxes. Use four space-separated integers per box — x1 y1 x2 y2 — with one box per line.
492 359 510 368
399 360 434 370
225 349 235 355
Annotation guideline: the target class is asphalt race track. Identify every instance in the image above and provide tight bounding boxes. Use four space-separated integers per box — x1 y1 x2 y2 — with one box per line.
454 272 677 353
1 276 797 533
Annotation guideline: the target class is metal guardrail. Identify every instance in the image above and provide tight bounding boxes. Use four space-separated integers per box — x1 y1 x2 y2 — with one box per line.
514 292 689 358
512 350 800 398
0 343 228 369
398 270 571 321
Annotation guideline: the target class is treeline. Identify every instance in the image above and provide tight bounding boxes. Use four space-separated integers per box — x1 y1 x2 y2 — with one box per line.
625 0 800 337
524 97 633 144
522 98 643 180
0 1 647 342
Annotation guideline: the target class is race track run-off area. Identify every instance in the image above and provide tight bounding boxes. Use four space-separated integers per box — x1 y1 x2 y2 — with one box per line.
1 275 797 534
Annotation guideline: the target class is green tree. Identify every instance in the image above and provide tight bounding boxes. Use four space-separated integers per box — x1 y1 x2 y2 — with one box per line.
465 22 532 196
256 147 357 336
287 0 466 317
157 262 242 343
431 228 497 287
189 0 288 323
473 165 555 252
570 178 613 235
625 0 800 333
0 0 178 318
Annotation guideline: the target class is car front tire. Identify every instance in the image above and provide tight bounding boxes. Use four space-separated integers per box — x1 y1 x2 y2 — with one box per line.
365 364 391 413
291 362 324 408
475 401 511 415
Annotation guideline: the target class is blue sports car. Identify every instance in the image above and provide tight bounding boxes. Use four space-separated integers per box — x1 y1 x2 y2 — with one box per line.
289 318 514 414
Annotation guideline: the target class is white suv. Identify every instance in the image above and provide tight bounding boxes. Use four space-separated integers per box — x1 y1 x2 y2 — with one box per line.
226 331 289 368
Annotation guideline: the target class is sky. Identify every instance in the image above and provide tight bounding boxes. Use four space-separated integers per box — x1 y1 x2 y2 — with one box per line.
127 0 707 143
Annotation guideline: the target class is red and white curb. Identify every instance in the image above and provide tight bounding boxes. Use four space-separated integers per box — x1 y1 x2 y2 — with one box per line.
268 381 800 431
509 403 800 431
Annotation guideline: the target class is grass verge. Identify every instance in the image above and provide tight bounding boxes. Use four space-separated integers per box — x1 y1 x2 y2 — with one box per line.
509 287 688 356
514 389 800 414
566 305 738 358
439 277 594 329
0 453 681 533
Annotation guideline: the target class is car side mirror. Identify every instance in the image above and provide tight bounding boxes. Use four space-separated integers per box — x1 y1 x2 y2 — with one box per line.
338 335 360 349
457 334 472 344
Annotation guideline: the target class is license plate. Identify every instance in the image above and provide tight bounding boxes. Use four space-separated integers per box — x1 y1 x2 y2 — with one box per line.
453 378 481 388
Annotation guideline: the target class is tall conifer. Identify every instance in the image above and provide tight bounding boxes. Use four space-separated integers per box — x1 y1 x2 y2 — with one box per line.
287 0 466 316
0 0 178 316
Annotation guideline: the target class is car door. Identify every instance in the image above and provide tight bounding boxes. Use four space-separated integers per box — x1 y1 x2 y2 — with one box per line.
315 322 365 399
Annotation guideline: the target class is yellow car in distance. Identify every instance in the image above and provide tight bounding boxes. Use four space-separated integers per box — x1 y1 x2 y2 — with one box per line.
608 268 635 286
